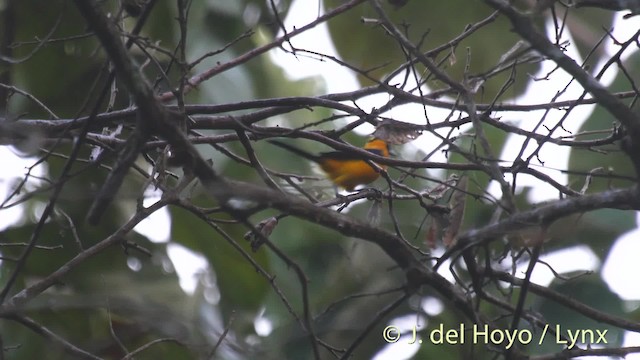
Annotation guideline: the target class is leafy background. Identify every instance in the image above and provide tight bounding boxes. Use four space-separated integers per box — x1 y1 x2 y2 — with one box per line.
1 0 639 359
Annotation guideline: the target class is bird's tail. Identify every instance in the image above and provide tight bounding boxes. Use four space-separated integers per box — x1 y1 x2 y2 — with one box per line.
268 140 320 162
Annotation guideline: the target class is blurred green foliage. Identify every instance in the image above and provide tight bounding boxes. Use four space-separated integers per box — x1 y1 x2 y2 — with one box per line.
0 0 637 359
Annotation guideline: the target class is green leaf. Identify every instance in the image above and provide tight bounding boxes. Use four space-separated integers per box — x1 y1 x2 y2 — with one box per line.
169 206 270 333
544 209 635 260
565 7 616 68
324 0 540 100
533 275 625 354
10 0 104 118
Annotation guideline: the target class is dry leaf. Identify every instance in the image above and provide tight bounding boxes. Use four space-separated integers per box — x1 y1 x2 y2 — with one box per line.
443 176 468 248
372 120 422 145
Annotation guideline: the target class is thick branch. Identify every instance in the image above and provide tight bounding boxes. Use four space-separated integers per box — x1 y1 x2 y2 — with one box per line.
442 186 640 264
484 0 640 175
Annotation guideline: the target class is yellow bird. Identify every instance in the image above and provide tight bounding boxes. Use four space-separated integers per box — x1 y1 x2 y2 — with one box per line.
268 138 390 191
